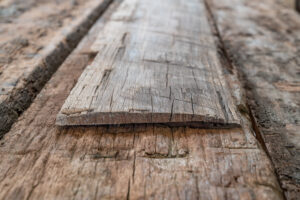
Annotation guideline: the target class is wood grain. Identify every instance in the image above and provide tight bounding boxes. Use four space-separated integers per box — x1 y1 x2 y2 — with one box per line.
0 1 284 199
0 0 112 138
56 0 241 127
206 0 300 199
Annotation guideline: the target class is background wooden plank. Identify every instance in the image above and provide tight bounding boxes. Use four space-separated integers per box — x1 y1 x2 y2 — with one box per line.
56 0 241 127
0 0 112 138
0 1 283 199
206 0 300 199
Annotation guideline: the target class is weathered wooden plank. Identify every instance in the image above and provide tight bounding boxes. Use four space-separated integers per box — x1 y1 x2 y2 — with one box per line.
0 2 283 199
56 0 241 126
0 0 112 138
206 0 300 199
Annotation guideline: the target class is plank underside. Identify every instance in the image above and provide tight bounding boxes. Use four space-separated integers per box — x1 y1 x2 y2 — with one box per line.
56 0 241 126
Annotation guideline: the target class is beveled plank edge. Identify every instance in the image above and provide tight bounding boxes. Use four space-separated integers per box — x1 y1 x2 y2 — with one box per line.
0 0 113 139
56 112 241 128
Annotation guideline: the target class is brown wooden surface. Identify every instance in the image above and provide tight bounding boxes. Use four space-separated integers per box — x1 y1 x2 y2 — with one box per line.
57 0 240 127
0 1 284 199
0 0 112 138
206 0 300 199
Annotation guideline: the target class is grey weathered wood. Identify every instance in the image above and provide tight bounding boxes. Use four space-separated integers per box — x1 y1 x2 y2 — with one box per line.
56 0 241 126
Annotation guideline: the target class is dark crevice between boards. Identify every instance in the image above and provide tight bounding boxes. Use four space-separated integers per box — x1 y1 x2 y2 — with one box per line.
203 0 287 199
0 0 113 139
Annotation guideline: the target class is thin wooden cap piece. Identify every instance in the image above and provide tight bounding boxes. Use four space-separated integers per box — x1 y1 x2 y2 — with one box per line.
56 0 241 127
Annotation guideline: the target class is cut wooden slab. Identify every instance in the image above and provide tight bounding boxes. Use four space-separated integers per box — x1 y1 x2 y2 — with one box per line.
56 0 241 126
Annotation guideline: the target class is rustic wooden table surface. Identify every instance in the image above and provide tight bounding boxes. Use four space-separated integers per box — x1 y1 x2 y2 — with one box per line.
0 0 299 199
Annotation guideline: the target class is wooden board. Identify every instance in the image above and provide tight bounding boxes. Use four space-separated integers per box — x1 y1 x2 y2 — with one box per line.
0 0 112 138
56 0 241 127
206 0 300 198
0 2 283 199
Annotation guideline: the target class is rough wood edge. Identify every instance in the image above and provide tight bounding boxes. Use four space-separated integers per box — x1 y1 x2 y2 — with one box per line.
56 112 241 128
